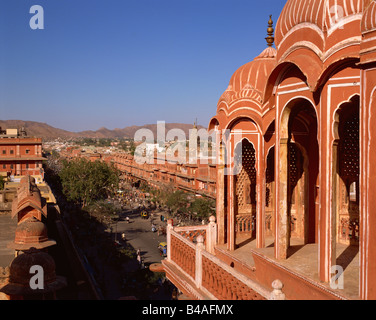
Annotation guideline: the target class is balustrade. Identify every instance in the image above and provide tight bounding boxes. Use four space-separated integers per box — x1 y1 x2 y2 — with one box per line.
177 228 207 244
339 217 359 244
165 217 282 300
170 233 196 279
201 256 265 300
235 214 255 234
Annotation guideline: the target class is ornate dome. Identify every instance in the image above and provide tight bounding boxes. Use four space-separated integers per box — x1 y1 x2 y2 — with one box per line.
362 1 376 33
275 0 363 61
218 46 277 108
8 217 56 251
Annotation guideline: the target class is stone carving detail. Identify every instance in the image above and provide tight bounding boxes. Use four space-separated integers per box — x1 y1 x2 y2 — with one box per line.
178 229 206 244
236 215 255 234
235 141 257 238
340 116 359 180
170 234 196 279
201 256 265 300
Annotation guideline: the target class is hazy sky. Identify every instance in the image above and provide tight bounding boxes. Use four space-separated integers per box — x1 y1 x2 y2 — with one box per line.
0 0 285 132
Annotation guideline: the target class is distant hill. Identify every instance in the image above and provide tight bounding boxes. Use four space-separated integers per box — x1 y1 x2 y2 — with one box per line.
0 120 206 140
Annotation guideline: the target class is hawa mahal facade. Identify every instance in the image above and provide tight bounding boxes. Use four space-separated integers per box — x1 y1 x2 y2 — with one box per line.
159 0 376 300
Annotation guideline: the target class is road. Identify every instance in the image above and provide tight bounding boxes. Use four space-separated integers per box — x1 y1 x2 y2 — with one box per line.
116 208 168 265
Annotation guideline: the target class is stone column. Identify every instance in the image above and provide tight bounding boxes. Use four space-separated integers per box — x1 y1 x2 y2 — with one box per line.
166 219 173 261
256 143 265 249
216 143 226 245
359 66 376 299
206 216 217 254
318 103 333 283
276 138 290 260
227 169 236 251
195 235 205 289
330 140 339 277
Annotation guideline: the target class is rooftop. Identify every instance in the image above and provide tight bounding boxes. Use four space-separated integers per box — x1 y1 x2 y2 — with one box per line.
0 214 17 268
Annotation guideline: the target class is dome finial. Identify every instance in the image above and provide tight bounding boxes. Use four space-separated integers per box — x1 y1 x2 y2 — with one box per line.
265 15 274 47
193 118 198 129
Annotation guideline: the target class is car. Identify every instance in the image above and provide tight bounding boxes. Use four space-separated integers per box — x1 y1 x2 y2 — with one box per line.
158 242 167 257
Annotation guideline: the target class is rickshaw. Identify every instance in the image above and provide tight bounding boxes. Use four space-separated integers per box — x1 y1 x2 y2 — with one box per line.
158 242 167 257
141 210 149 219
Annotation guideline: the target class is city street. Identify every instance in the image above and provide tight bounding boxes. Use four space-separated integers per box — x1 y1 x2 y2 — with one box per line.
116 208 168 266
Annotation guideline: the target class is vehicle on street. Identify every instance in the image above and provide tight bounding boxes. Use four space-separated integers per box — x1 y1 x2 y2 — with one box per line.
158 242 167 257
141 210 149 219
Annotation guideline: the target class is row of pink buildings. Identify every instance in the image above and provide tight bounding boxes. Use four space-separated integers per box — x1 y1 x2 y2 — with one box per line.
112 153 217 199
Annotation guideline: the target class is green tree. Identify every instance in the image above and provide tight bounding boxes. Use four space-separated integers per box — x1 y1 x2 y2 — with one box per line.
128 140 136 156
190 197 216 219
166 190 189 215
59 158 119 208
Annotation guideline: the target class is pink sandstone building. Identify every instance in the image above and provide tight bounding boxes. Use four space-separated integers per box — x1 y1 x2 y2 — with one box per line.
113 153 217 199
0 128 45 178
160 0 376 300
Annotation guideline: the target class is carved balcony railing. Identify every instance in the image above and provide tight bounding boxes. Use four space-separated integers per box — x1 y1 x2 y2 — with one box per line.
201 254 265 300
339 217 359 245
175 225 207 245
235 214 255 234
164 217 284 300
170 232 196 279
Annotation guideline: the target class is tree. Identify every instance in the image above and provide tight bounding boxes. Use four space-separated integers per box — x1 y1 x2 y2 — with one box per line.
166 190 189 215
128 140 136 156
59 158 119 208
190 197 216 220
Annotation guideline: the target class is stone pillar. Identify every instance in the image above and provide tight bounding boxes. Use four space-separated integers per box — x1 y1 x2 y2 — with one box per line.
276 138 290 260
166 219 173 261
216 143 226 245
359 65 376 299
256 144 265 249
195 235 205 289
206 216 217 255
318 104 333 283
227 169 236 251
330 140 339 277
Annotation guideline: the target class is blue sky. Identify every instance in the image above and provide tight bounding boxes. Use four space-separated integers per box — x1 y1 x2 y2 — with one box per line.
0 0 285 132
